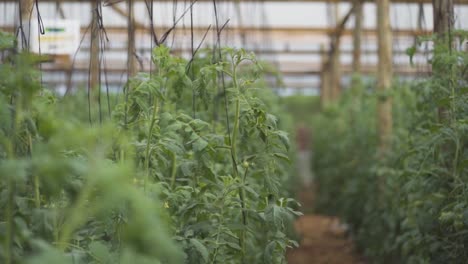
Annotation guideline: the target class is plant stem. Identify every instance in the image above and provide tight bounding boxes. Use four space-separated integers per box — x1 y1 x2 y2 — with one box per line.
170 152 177 189
4 98 21 264
210 202 226 264
57 183 91 251
5 177 14 264
29 134 40 208
229 64 247 264
144 97 159 192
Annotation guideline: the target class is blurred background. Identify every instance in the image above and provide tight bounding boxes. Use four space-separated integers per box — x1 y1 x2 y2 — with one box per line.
2 0 467 97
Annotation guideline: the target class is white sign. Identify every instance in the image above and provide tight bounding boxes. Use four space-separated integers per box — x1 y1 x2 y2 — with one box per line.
25 19 80 56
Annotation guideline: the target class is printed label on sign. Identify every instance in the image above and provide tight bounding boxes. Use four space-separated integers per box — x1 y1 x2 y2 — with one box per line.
24 19 80 56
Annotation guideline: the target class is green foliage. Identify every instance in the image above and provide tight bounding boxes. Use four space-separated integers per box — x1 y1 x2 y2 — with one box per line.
0 31 15 50
313 34 468 263
0 31 298 264
281 95 321 124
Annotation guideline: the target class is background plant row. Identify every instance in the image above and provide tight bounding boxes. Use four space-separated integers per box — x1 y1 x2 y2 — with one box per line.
312 34 468 263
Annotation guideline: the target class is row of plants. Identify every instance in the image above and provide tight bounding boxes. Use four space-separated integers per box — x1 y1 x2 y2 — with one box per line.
312 34 468 263
0 31 299 264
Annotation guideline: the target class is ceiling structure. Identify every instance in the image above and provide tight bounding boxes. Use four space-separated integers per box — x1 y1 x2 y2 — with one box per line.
1 0 467 95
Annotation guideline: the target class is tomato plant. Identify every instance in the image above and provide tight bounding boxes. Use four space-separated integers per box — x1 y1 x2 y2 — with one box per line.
312 32 468 263
0 33 299 264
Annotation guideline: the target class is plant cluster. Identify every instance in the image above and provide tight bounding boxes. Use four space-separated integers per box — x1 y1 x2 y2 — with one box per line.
312 33 468 263
0 33 299 264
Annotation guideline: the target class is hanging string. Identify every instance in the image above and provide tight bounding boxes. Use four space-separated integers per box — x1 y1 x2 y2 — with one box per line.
96 1 109 42
35 0 44 89
144 0 156 80
186 24 212 72
64 23 92 96
416 3 429 77
1 2 6 60
16 1 28 51
213 0 232 143
144 0 159 47
171 0 179 50
190 0 195 118
158 0 199 45
101 33 112 118
98 1 111 122
87 21 94 124
35 0 45 35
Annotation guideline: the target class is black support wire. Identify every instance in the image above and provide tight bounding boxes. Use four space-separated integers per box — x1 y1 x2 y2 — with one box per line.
34 0 44 88
16 0 29 50
87 0 109 125
64 23 92 96
144 0 155 76
190 0 195 118
170 0 178 50
213 0 232 144
144 0 159 48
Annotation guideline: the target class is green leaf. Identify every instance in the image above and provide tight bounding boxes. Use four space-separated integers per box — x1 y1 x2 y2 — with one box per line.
89 241 112 263
274 130 290 150
272 153 290 162
189 238 209 262
193 137 209 152
224 241 242 251
406 46 417 66
263 241 276 263
0 31 15 50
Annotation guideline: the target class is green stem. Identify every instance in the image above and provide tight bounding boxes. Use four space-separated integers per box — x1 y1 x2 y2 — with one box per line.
210 204 225 264
170 152 177 189
453 137 460 180
29 134 40 208
34 174 40 208
5 177 14 264
4 98 21 264
120 148 125 163
229 64 247 264
57 183 92 251
124 83 130 130
144 98 159 192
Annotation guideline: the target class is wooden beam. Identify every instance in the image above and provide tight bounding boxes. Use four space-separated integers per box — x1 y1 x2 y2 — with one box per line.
325 4 356 101
331 3 347 100
127 0 137 77
75 46 431 56
0 25 433 37
433 0 455 36
37 60 431 74
352 0 363 75
433 0 454 122
377 0 393 152
320 44 331 105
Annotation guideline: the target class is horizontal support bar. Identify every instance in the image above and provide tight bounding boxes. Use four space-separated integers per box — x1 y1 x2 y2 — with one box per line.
0 25 432 37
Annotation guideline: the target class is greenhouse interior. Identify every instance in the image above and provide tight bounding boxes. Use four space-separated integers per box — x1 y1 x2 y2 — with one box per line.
1 0 468 263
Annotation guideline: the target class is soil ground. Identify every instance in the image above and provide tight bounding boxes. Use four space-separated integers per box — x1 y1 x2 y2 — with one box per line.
286 188 365 264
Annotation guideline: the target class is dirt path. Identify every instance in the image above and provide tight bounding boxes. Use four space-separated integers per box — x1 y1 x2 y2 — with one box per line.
287 190 364 264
